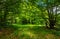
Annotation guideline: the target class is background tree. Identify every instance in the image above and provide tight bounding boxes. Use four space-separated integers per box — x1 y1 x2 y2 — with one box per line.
0 0 21 26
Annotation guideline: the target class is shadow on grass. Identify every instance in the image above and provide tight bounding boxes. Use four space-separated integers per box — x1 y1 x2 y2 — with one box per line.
28 26 51 33
28 26 60 36
0 25 19 39
1 25 59 39
12 26 60 39
52 28 60 36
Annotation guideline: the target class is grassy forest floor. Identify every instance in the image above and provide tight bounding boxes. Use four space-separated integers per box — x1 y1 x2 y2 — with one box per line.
0 24 60 39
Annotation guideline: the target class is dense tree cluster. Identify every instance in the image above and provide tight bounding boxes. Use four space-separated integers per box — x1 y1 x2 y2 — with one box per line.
0 0 60 29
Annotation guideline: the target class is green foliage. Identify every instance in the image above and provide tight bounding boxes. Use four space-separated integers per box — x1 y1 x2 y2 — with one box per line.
0 0 60 39
0 0 60 26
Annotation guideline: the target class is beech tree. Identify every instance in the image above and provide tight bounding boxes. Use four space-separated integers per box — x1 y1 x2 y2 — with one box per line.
28 0 60 29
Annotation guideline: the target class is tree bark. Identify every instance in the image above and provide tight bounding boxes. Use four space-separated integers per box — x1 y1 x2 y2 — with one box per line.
49 19 55 29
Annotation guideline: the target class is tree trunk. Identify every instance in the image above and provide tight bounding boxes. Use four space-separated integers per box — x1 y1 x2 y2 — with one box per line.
1 6 8 26
49 20 55 29
1 11 8 26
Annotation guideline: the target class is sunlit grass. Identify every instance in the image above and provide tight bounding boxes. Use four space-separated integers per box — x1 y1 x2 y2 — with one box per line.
0 24 60 39
12 24 45 27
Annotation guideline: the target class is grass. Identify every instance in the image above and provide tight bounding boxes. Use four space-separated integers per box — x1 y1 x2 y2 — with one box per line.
0 24 60 39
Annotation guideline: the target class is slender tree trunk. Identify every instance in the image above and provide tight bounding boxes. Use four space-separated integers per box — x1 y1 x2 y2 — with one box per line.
1 11 8 26
1 5 8 26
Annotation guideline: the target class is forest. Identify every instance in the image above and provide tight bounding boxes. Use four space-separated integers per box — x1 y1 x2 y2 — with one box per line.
0 0 60 39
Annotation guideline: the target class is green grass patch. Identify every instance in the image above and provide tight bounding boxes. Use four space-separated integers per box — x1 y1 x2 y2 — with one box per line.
0 24 60 39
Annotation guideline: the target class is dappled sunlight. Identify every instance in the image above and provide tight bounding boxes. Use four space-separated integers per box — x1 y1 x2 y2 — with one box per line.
0 25 60 39
22 31 36 38
0 0 60 39
45 34 56 39
0 26 18 39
